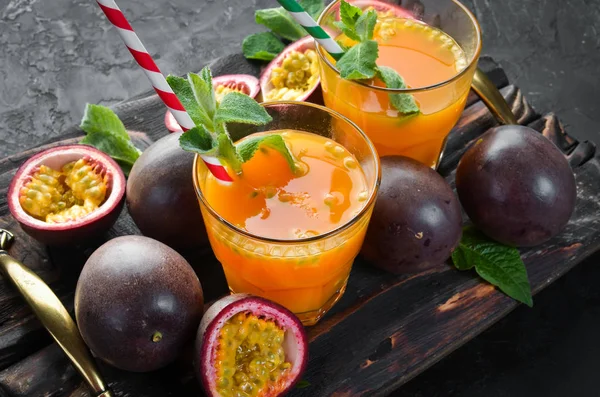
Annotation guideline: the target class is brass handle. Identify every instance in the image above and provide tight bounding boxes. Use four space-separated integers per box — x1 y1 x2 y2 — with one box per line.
0 229 112 397
472 68 518 125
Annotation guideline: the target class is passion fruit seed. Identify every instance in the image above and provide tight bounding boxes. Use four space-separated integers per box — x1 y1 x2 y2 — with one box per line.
216 312 291 397
266 49 319 101
19 158 108 223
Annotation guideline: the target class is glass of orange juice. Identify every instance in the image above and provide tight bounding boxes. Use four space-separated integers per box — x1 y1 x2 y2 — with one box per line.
193 102 380 326
317 0 482 168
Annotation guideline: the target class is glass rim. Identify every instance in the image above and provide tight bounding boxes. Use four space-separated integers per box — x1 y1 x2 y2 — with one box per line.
315 0 483 93
192 100 382 244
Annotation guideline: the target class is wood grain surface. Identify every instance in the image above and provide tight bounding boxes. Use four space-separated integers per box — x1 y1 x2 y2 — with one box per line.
0 56 598 397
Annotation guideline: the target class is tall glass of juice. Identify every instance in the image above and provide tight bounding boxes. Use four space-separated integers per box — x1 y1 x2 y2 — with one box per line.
317 0 482 169
193 102 380 326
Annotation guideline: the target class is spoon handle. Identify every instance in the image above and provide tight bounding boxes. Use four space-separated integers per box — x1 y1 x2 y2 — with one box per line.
472 68 518 125
0 232 111 397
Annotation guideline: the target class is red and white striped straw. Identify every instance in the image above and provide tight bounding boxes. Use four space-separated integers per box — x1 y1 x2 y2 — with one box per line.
95 0 233 183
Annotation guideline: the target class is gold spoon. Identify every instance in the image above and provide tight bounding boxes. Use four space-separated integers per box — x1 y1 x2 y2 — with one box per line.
0 229 112 397
471 68 518 125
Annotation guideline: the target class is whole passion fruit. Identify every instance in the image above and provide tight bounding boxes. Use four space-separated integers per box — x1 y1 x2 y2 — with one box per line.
7 145 125 246
196 294 308 397
75 235 204 372
165 74 260 132
456 125 577 247
126 132 208 249
361 156 462 274
259 36 321 103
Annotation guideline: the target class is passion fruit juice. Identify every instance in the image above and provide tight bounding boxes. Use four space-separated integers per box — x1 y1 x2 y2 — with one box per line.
196 130 372 325
319 14 476 168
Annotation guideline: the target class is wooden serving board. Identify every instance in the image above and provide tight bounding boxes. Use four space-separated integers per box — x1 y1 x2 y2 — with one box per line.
0 55 598 397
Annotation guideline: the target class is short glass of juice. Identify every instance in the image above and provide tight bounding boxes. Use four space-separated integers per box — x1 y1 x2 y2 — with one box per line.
317 0 482 168
193 102 381 326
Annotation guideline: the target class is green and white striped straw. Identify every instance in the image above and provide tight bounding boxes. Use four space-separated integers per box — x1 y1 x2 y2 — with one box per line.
277 0 345 60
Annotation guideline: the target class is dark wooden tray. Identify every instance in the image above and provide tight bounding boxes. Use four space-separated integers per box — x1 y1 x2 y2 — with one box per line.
0 55 598 397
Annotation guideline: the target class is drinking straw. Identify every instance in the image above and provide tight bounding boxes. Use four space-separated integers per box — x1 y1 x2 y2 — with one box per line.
95 0 234 183
276 0 345 60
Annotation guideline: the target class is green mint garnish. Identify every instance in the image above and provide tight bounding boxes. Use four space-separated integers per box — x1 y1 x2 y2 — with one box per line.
215 92 273 125
166 75 214 130
237 134 296 172
242 1 324 61
299 0 326 19
168 67 296 175
79 104 141 176
255 7 307 42
335 0 420 117
376 66 420 115
242 32 285 61
336 40 378 80
451 226 533 307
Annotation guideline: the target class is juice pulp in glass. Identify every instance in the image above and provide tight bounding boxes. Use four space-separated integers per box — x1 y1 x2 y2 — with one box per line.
320 13 472 168
198 130 370 323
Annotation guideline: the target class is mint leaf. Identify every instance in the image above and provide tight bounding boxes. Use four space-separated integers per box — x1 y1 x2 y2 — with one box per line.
337 40 378 80
237 134 296 172
334 20 361 42
179 125 217 155
217 133 243 174
376 66 420 115
339 0 362 30
80 104 128 141
242 32 285 61
80 131 141 172
188 69 216 124
299 0 325 19
215 92 273 125
452 227 533 307
256 7 306 41
355 9 377 41
167 75 213 129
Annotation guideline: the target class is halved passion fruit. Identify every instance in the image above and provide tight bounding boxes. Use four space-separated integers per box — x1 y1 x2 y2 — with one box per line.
259 36 321 103
165 74 260 133
7 145 126 245
196 294 308 397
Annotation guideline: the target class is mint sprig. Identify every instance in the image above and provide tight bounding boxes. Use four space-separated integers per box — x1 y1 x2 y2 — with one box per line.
242 0 325 61
79 104 142 176
168 67 295 175
335 0 420 116
452 226 533 307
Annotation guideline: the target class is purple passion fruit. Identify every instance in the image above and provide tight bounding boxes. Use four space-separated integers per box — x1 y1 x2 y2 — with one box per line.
259 36 320 102
126 132 208 249
165 74 260 133
75 235 204 372
361 156 462 273
7 145 125 245
456 125 577 247
196 294 308 397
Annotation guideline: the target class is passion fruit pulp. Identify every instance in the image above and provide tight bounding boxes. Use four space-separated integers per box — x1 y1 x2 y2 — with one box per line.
7 145 125 245
197 294 308 397
165 74 260 132
259 36 321 103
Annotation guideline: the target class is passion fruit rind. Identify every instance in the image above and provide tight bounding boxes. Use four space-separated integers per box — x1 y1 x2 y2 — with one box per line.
8 145 126 245
260 36 321 103
196 294 308 397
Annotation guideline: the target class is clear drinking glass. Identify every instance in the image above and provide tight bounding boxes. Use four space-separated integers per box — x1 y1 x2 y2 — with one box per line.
317 0 482 168
193 102 381 326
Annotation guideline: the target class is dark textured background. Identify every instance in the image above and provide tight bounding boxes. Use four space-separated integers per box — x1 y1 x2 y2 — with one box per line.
1 0 599 395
